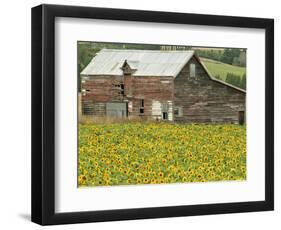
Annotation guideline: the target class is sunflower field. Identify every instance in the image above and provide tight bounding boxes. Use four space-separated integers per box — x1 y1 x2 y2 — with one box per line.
78 123 246 187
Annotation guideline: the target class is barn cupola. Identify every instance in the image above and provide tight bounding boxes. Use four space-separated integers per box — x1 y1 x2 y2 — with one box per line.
121 59 136 75
121 60 137 97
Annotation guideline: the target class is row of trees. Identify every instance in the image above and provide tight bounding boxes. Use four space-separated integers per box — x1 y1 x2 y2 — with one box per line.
195 48 246 67
222 73 246 90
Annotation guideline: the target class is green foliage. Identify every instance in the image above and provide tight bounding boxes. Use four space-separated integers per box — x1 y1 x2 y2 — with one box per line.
201 58 246 84
240 73 246 90
233 52 246 67
77 42 101 91
78 43 100 74
195 48 246 67
225 72 246 89
214 74 221 80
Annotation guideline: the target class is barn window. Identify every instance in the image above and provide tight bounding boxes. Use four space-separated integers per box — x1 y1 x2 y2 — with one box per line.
174 107 183 117
141 99 144 107
190 63 196 78
139 99 144 115
238 111 245 125
161 103 169 120
114 83 124 96
82 102 94 115
120 83 124 95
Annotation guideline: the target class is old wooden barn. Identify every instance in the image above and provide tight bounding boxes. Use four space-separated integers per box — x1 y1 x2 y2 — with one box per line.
80 49 246 124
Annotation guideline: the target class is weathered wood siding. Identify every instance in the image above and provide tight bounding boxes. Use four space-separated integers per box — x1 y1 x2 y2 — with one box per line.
81 75 123 116
174 57 246 123
81 74 174 119
129 76 174 120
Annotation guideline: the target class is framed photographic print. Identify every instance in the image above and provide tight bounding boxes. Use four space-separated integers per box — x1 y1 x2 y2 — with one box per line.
31 4 274 225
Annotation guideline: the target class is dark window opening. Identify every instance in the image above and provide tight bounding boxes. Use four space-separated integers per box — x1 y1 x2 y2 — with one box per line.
139 99 144 115
140 99 144 107
174 107 183 117
238 111 245 125
162 112 168 120
120 83 124 95
114 83 124 96
83 102 94 115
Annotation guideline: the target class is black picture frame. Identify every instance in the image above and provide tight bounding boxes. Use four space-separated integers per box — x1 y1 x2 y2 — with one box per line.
31 4 274 225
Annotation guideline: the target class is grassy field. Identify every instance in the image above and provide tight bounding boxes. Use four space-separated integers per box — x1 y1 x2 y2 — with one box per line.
201 58 246 80
78 123 246 187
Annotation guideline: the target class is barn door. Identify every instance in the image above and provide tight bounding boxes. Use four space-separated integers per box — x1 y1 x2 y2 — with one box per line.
238 111 245 125
106 102 127 117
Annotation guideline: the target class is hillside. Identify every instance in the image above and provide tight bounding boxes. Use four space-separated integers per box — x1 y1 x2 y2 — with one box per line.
200 58 246 81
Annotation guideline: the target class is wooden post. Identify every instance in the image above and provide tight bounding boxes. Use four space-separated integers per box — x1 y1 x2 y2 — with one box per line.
78 92 82 118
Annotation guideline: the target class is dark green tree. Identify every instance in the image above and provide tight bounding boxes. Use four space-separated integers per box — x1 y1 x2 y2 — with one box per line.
225 72 243 89
240 73 246 90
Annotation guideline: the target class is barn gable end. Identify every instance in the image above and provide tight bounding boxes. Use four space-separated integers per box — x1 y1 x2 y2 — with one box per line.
174 56 246 123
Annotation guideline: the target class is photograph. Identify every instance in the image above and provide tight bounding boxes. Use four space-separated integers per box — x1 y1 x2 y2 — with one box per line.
77 42 247 187
30 3 274 225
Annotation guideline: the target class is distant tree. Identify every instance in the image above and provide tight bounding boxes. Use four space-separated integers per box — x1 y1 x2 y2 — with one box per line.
240 73 246 90
219 48 246 67
235 75 241 86
78 43 101 92
194 49 223 62
225 72 242 89
238 52 246 67
226 73 233 86
232 56 240 66
221 49 234 64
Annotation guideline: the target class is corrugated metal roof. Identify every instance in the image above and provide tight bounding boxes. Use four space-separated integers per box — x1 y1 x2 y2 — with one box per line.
81 49 194 77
